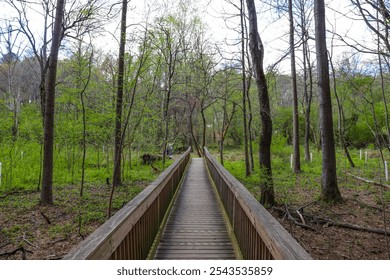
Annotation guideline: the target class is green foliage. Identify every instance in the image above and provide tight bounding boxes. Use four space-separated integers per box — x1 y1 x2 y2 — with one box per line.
273 107 293 141
219 140 390 206
346 117 375 148
0 100 13 142
271 133 290 157
18 103 43 142
0 135 166 192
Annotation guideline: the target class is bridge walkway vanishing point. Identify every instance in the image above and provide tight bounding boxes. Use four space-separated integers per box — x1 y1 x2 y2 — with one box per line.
63 148 311 260
154 158 237 260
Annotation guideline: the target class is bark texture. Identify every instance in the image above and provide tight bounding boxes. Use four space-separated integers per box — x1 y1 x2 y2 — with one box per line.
41 0 65 205
314 0 342 202
246 0 275 206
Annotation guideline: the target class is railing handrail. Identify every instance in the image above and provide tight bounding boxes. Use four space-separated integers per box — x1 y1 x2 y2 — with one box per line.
64 148 191 260
204 148 312 260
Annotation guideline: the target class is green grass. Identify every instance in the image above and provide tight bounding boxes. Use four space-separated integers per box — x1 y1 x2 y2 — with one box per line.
211 143 390 205
0 139 171 193
0 139 174 251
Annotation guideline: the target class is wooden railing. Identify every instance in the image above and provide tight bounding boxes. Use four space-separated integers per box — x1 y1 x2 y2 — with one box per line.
63 148 191 260
204 148 312 260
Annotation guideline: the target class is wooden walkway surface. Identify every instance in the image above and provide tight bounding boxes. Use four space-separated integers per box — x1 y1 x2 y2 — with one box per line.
154 158 236 260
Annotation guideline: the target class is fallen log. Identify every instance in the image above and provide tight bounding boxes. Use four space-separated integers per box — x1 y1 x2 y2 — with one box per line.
303 214 390 236
346 172 390 189
274 205 390 236
324 219 390 236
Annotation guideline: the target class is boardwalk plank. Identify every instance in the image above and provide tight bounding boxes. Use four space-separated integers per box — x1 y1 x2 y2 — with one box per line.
154 158 236 260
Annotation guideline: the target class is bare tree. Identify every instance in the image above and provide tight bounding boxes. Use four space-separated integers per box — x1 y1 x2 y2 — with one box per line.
314 0 342 202
192 36 221 154
348 0 390 56
347 0 390 150
161 24 180 165
74 41 94 197
298 0 314 162
246 0 275 206
218 96 237 166
288 0 301 173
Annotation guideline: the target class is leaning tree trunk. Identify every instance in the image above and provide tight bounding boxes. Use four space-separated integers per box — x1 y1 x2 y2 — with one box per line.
314 0 342 202
246 0 275 206
40 0 65 205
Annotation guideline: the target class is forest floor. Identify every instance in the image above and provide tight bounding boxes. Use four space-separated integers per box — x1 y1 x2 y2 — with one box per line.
0 183 147 260
1 156 390 260
268 173 390 259
218 147 390 260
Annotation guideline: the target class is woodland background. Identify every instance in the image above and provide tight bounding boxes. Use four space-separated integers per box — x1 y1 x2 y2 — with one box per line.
0 0 390 259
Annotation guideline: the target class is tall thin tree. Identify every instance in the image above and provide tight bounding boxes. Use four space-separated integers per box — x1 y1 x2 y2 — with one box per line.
41 0 65 205
241 0 251 176
314 0 342 202
299 0 314 162
112 0 128 188
289 0 301 173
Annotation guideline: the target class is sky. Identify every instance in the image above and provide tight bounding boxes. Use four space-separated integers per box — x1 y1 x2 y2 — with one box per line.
0 0 374 73
204 0 371 73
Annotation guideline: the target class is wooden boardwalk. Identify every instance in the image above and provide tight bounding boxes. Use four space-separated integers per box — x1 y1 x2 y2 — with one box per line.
154 158 237 260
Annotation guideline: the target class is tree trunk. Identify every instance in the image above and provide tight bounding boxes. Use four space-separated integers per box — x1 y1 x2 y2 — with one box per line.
244 16 255 172
40 0 65 205
189 104 202 157
241 0 251 176
289 0 301 173
247 83 255 172
112 0 128 188
162 29 177 167
303 56 313 161
201 106 207 154
79 47 93 197
314 0 342 202
246 0 275 206
299 0 313 162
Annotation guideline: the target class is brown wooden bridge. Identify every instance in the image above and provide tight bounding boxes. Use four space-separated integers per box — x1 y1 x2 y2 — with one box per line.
64 148 311 260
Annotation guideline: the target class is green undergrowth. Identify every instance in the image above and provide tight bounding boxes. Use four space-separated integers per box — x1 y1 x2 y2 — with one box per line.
0 154 173 253
210 139 390 206
0 140 172 193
